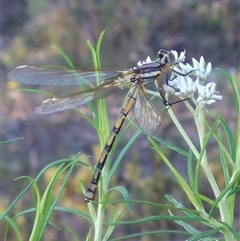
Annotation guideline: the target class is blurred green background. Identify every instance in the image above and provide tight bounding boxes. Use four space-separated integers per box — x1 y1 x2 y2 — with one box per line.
1 0 239 240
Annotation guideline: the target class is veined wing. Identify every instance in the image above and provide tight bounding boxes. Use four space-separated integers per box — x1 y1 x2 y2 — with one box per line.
134 86 161 134
34 78 125 114
7 65 129 86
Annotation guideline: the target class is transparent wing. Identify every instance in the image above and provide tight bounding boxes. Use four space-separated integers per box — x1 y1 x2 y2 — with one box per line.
134 88 161 134
34 79 121 114
7 65 129 86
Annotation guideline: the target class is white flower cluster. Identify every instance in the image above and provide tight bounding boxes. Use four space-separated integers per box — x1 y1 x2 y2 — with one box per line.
164 50 222 107
169 50 186 64
137 56 152 66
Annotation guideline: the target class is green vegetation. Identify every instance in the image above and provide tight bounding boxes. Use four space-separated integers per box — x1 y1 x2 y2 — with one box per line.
1 1 239 240
2 32 240 241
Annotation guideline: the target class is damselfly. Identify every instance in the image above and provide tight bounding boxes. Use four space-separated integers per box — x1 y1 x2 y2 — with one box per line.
7 49 185 202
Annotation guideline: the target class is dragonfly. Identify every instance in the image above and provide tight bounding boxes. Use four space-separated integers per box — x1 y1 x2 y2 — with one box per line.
7 49 181 202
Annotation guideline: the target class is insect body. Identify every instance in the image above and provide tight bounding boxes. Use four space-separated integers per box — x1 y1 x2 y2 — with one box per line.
7 49 180 201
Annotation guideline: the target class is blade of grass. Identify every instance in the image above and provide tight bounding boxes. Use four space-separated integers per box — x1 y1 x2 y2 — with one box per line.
37 160 78 239
108 129 141 181
219 116 236 163
108 230 189 241
3 215 23 241
187 149 195 192
148 137 202 211
52 46 75 67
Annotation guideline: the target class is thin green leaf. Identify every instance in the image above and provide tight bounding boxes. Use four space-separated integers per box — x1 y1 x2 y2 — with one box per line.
35 156 86 181
30 165 63 241
195 117 220 202
87 40 97 69
228 185 240 196
187 227 222 241
108 230 189 241
209 170 240 217
100 199 199 214
168 210 201 235
27 161 78 241
187 149 195 192
54 206 93 222
103 205 125 241
207 119 235 167
108 129 141 181
86 229 92 241
96 31 105 67
198 194 215 206
218 133 231 187
87 36 110 143
147 133 190 157
218 221 240 240
165 195 185 208
217 139 236 230
110 215 205 225
38 161 77 239
1 182 33 220
149 137 202 210
107 186 132 213
18 89 55 97
67 226 81 241
0 137 24 144
216 69 239 115
219 116 236 163
3 215 23 241
52 46 75 67
11 208 36 220
74 109 96 130
165 195 200 219
53 47 97 115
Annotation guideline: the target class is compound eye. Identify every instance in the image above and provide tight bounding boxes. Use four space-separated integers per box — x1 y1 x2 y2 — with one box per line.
158 49 168 60
167 52 176 64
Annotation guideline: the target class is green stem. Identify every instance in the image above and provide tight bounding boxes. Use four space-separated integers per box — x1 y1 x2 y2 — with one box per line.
87 32 110 241
195 109 221 197
167 107 199 158
94 202 104 241
168 103 235 240
195 109 234 240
